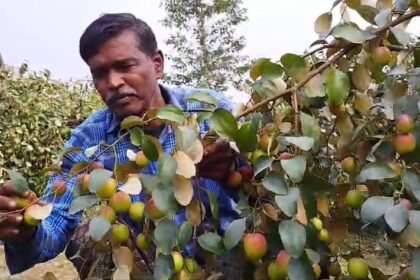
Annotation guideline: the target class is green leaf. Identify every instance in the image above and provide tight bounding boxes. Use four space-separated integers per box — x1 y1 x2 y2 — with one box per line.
198 232 225 256
236 122 258 153
314 12 332 34
300 170 334 195
158 154 177 185
250 58 271 81
393 95 419 119
142 135 160 162
140 174 160 192
408 210 420 234
325 67 350 106
154 219 178 255
208 190 219 222
175 126 198 152
5 169 29 193
280 53 308 81
288 257 317 280
305 248 321 264
88 216 111 242
262 171 288 195
356 5 378 24
283 136 314 151
395 0 409 12
153 255 173 280
69 195 99 214
261 61 284 79
300 112 321 146
130 127 143 146
178 222 193 250
152 185 177 215
223 217 247 250
390 26 411 45
121 116 145 130
209 108 238 140
156 105 185 124
88 168 113 193
404 170 420 202
374 8 391 27
331 23 371 44
384 204 409 232
413 248 420 279
186 91 218 107
278 220 306 258
197 111 212 123
281 156 306 183
275 188 300 217
360 196 394 224
253 156 273 177
356 162 397 183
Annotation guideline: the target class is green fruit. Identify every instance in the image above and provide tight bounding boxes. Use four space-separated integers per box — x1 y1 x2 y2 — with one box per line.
267 261 285 280
243 233 267 262
135 151 149 168
97 177 117 199
136 233 150 250
312 263 321 279
111 224 129 244
372 46 393 65
251 149 266 163
346 190 364 209
129 202 145 222
318 229 330 243
171 251 184 273
109 192 131 213
348 257 369 280
341 156 357 175
185 258 198 273
311 217 323 231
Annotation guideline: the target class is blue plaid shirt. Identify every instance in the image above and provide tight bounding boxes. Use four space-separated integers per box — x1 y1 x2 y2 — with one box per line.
4 85 243 274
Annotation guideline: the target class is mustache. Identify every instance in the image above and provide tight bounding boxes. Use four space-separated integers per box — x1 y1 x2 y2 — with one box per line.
106 90 138 105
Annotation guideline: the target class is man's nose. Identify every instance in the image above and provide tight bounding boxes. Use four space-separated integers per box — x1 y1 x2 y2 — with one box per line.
107 70 124 90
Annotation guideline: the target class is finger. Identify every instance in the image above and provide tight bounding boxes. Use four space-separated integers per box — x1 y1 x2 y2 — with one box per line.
204 140 230 156
0 195 19 211
201 153 235 167
0 181 35 200
0 226 19 240
0 214 23 226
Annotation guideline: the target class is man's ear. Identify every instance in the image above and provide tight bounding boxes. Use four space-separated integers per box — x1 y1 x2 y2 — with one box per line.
153 50 164 79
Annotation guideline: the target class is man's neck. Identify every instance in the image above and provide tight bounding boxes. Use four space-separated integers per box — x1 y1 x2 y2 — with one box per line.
143 84 169 137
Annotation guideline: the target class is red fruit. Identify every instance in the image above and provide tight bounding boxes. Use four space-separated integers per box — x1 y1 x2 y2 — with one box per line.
275 250 290 277
238 166 253 182
145 199 165 220
109 192 131 213
278 152 294 160
52 179 67 196
399 198 413 211
226 171 242 188
88 162 104 172
394 133 416 155
243 233 267 262
396 114 415 133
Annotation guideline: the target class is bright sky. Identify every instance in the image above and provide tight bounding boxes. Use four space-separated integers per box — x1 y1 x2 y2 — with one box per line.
1 0 419 102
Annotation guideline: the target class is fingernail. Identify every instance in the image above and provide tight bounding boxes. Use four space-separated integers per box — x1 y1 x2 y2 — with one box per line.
16 216 23 222
13 229 19 235
9 201 17 208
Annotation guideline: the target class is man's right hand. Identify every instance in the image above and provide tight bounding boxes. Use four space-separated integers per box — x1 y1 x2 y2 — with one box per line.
0 180 40 245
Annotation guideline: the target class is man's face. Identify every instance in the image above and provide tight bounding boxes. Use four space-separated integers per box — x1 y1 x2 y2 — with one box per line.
87 30 164 118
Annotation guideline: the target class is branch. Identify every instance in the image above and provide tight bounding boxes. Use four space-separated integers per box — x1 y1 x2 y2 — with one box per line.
236 9 420 120
302 43 335 58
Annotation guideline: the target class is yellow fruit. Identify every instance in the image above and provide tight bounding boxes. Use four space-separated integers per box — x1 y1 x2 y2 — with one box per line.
111 224 129 244
129 202 145 222
136 233 150 250
251 149 266 164
341 156 357 175
13 197 31 208
346 190 364 209
98 205 117 224
97 178 117 199
318 229 330 243
311 217 323 231
135 151 149 168
185 258 198 273
109 192 131 213
348 257 369 280
267 261 285 280
312 263 321 279
171 251 184 273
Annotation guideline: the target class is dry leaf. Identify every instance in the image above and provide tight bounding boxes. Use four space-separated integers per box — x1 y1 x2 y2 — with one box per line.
262 203 280 221
174 151 196 178
112 267 131 280
186 199 205 226
112 246 134 272
354 92 373 115
278 122 292 133
296 197 308 225
27 203 53 220
173 175 194 206
317 196 330 217
351 63 371 91
185 139 204 164
336 112 354 137
119 174 142 195
325 217 348 242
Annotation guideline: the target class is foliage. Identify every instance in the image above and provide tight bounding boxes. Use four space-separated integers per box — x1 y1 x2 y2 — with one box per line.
2 1 420 280
0 64 103 194
160 0 250 91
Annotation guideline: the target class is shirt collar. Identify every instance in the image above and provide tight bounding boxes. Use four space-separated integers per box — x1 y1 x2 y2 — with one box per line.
106 84 181 134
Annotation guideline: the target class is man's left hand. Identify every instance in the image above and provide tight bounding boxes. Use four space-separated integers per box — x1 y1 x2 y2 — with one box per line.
197 140 236 181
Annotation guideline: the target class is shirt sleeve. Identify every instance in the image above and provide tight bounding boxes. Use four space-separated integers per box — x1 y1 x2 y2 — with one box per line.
4 131 86 274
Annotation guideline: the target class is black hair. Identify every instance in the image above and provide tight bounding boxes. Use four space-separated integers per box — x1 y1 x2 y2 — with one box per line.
79 13 158 63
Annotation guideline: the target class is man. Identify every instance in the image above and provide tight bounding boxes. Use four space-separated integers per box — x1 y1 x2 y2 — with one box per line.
0 13 246 278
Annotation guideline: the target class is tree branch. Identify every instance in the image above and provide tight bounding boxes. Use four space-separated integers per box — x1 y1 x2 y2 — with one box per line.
236 9 420 120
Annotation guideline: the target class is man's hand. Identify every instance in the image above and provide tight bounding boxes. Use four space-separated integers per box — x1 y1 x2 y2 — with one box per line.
0 181 40 244
197 140 236 181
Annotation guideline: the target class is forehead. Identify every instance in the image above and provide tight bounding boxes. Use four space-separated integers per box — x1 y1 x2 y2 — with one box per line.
87 30 145 68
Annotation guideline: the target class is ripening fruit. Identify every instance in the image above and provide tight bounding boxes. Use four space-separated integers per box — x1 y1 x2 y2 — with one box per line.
129 202 145 222
341 156 357 175
185 258 198 273
135 151 149 168
329 103 346 116
347 257 369 280
372 46 393 65
259 133 278 152
328 261 341 277
273 250 290 279
111 224 129 244
88 161 104 172
77 174 90 193
318 229 330 243
312 263 321 279
98 205 117 224
175 269 191 280
346 190 364 209
23 204 42 226
267 261 284 280
226 171 242 188
171 251 184 273
52 180 67 196
399 198 413 211
396 114 415 133
407 267 416 280
136 233 150 250
145 199 165 220
243 233 268 262
109 192 131 213
238 166 253 183
311 217 323 231
251 149 266 163
97 178 117 199
356 184 369 194
13 196 31 208
394 133 416 155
